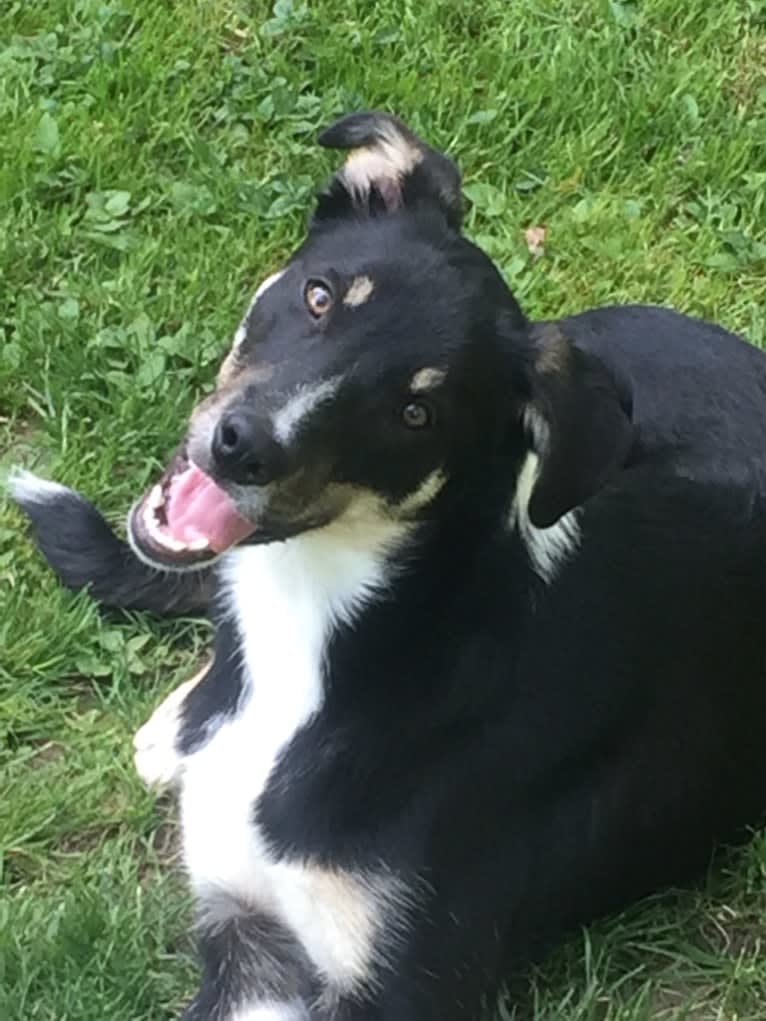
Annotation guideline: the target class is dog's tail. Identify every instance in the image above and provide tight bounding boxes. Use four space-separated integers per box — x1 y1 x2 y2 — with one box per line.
6 471 213 617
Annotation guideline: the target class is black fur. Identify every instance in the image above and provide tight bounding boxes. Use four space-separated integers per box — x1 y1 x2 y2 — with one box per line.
182 911 317 1021
524 323 635 527
12 112 766 1019
315 111 463 229
177 613 243 753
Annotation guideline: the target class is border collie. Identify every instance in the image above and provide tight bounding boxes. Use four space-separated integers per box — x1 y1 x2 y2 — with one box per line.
11 112 766 1021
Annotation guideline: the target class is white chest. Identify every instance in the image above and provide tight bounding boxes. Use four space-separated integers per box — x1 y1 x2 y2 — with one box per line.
178 518 409 990
181 540 331 906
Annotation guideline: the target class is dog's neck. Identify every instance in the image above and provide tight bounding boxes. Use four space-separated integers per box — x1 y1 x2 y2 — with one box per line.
213 488 538 861
218 487 537 705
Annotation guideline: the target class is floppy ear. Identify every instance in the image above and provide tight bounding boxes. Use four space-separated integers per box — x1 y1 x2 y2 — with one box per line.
314 111 463 229
523 325 634 528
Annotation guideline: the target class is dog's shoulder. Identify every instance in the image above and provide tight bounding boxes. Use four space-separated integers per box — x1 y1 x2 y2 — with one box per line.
552 305 766 485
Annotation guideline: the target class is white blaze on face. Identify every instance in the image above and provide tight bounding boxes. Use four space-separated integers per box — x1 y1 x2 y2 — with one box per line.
272 377 343 444
233 270 286 349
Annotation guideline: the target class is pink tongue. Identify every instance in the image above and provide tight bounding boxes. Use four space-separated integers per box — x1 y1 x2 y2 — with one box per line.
164 463 256 552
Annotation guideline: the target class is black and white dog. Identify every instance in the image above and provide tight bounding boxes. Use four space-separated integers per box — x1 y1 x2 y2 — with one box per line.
11 112 766 1020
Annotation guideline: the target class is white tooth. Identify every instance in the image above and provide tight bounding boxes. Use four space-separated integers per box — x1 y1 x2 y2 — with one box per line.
146 516 187 553
163 536 187 552
146 515 162 538
148 485 164 509
188 538 210 551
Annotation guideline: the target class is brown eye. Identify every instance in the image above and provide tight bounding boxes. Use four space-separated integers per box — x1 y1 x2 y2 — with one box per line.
402 401 432 429
305 280 333 318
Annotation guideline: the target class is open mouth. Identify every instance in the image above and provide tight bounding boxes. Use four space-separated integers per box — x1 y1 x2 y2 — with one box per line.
128 446 258 569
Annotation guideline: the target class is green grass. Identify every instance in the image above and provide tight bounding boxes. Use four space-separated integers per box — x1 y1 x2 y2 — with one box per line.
2 0 766 1017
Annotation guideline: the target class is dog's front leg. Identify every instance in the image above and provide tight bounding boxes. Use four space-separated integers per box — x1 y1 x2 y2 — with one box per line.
133 660 211 789
306 879 511 1021
182 908 318 1021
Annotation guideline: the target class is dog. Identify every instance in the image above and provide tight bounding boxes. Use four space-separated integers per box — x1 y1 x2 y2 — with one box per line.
11 111 766 1021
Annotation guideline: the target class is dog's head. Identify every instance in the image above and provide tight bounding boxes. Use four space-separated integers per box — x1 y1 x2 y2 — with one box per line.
129 112 633 571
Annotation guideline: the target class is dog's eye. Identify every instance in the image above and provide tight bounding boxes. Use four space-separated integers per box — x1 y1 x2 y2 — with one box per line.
305 280 333 318
402 401 432 429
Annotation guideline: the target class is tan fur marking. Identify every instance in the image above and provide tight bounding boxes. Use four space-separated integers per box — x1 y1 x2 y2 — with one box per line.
273 862 418 998
534 325 572 376
190 390 228 427
217 356 275 390
284 867 376 987
217 350 240 387
343 276 374 307
410 367 446 392
397 470 447 515
342 125 422 207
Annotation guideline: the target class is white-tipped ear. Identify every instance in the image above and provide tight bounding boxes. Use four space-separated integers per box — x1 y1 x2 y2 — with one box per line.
340 122 422 209
315 111 463 228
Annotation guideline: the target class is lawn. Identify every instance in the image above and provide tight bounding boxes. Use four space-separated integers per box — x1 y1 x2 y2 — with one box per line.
1 0 766 1018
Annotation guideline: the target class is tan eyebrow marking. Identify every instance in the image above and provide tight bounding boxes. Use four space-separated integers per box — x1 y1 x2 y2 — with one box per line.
409 367 447 392
534 325 572 376
343 275 375 307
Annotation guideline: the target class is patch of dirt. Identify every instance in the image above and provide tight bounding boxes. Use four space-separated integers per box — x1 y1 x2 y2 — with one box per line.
0 415 43 464
138 794 183 885
29 740 67 768
725 36 766 109
646 984 718 1020
701 903 764 959
57 821 122 854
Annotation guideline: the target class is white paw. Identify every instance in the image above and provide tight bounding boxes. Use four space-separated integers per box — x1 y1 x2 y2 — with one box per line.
133 679 195 789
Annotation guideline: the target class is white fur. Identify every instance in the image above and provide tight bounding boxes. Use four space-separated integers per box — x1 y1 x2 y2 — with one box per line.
133 688 187 789
229 1002 307 1021
272 864 416 998
342 123 421 203
234 271 286 347
272 378 342 444
6 469 72 505
253 270 287 303
133 665 210 789
178 500 415 995
510 452 581 582
409 367 446 393
523 405 549 452
343 275 374 307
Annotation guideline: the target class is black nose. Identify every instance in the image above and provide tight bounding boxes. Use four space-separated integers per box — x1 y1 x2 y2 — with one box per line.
212 410 285 486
